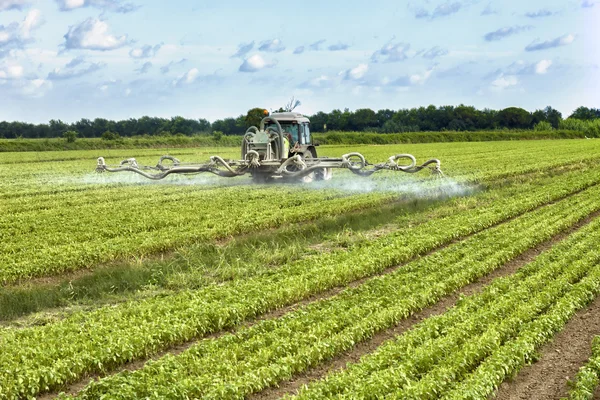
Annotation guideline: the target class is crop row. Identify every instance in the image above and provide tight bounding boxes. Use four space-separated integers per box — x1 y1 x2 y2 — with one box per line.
0 187 395 283
292 214 600 399
65 175 600 399
565 337 600 400
5 148 600 285
2 141 599 284
338 140 600 182
0 176 597 399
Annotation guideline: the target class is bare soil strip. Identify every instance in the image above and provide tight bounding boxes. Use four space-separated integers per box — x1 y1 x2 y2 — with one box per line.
494 281 600 399
47 197 598 399
250 211 600 400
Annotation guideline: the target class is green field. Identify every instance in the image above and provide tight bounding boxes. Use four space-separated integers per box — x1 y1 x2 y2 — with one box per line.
2 140 600 399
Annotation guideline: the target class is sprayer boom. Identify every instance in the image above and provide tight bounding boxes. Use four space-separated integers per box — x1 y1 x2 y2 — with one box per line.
96 152 442 181
95 114 443 182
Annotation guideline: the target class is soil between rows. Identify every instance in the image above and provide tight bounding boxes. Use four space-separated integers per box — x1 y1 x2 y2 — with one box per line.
43 194 599 399
494 280 600 399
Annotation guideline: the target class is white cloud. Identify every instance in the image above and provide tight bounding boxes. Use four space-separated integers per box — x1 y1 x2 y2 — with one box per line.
409 67 435 85
484 26 532 42
129 43 162 59
0 70 53 97
487 59 556 78
372 41 411 63
55 0 138 13
47 57 104 80
20 9 43 39
422 46 448 59
342 63 368 80
160 58 187 74
481 3 498 15
20 78 52 97
0 63 24 79
258 39 285 53
61 0 84 8
309 39 325 51
174 67 199 85
238 54 276 72
231 41 254 58
0 10 42 55
491 74 518 89
0 24 20 48
135 61 152 74
63 18 128 51
299 75 334 89
525 34 575 52
328 42 350 51
171 68 222 87
535 59 552 74
0 0 29 11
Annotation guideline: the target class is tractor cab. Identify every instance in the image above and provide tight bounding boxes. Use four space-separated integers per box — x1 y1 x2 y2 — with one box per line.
267 112 313 146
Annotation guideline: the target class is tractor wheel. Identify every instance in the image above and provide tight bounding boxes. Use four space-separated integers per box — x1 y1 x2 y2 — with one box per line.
298 152 315 183
315 167 333 181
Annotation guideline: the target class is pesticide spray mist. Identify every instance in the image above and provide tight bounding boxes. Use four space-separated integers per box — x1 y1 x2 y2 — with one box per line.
76 169 475 203
308 172 475 201
78 172 250 188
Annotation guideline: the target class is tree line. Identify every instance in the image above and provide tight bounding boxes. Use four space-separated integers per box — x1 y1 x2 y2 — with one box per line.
1 105 599 139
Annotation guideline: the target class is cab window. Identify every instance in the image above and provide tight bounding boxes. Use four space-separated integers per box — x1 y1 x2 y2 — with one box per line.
303 124 311 144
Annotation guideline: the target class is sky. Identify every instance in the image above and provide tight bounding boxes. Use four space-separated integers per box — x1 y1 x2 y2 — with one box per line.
0 0 598 123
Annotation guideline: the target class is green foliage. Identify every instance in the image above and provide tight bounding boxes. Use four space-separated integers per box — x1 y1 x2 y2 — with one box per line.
101 130 120 141
312 129 585 145
2 143 600 398
56 183 600 399
244 107 268 129
497 107 533 129
569 106 600 121
62 130 78 143
560 119 600 137
211 130 223 141
0 104 592 138
534 121 553 131
3 148 600 397
566 337 600 399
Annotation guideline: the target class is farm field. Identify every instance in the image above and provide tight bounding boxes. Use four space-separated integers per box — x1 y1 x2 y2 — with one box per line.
2 140 600 399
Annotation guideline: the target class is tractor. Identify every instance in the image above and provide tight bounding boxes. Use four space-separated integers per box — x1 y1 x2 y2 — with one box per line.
96 112 443 182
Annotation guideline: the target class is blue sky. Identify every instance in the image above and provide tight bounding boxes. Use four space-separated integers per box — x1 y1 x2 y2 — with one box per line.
0 0 598 123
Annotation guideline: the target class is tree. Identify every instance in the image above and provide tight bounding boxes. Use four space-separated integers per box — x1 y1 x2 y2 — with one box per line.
170 116 193 135
534 121 553 131
63 130 78 143
496 107 532 129
197 118 211 133
48 119 68 137
244 107 268 129
543 106 563 129
212 130 223 141
101 131 120 140
348 108 377 131
569 106 600 121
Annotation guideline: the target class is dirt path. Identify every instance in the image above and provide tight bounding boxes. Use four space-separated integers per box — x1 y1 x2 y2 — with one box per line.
494 288 600 400
250 213 598 400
